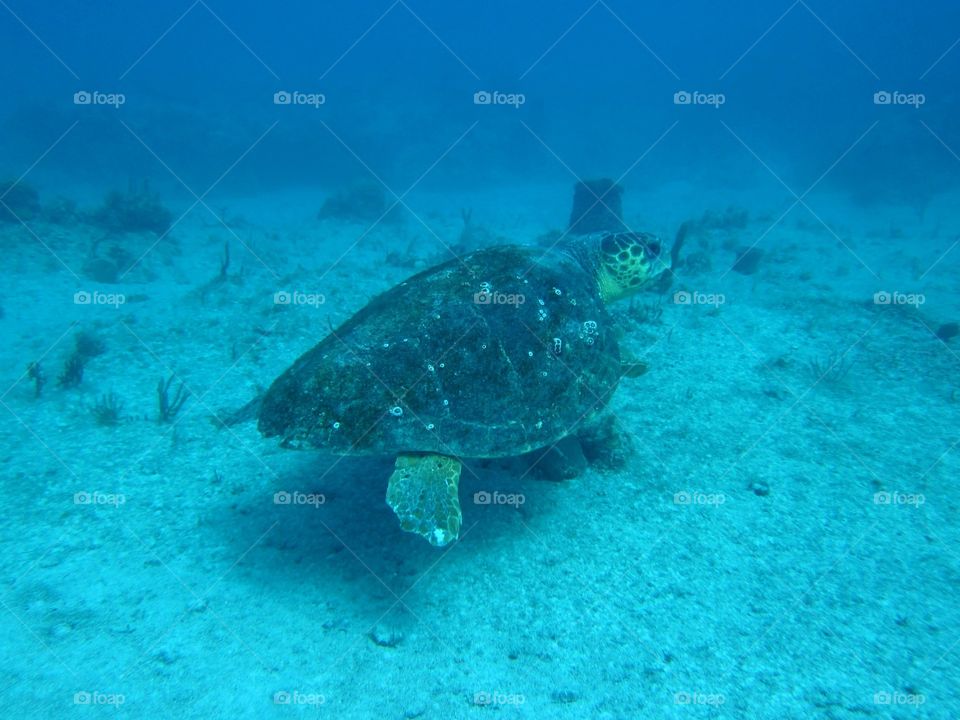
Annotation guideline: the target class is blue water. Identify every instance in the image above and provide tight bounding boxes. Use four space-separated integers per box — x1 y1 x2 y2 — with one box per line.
1 2 958 718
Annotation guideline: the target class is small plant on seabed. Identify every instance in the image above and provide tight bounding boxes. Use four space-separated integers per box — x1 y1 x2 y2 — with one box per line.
808 351 854 386
627 296 663 325
197 242 231 303
74 330 107 359
91 179 173 236
0 179 40 223
91 392 123 426
27 362 46 397
157 374 190 422
57 352 86 389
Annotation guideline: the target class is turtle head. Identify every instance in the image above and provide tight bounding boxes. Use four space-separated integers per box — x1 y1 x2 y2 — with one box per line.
588 231 667 303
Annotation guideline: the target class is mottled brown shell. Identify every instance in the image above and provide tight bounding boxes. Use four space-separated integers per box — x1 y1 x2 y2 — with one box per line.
258 245 621 458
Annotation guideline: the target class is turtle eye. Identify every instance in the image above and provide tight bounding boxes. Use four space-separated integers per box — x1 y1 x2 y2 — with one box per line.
636 233 660 256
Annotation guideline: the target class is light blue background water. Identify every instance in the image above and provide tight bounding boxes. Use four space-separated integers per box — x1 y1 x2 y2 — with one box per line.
2 1 958 200
2 3 958 719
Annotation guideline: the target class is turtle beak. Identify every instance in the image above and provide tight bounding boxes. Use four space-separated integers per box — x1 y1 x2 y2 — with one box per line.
648 224 688 293
642 235 670 280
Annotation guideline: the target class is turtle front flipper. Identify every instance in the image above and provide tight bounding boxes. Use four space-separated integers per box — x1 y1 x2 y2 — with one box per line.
386 454 462 546
620 356 648 378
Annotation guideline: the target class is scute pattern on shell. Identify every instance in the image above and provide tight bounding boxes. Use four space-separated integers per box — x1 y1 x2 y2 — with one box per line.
258 245 621 458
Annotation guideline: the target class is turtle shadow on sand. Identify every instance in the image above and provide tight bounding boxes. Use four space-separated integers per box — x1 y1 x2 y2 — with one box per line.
217 454 433 605
218 451 573 604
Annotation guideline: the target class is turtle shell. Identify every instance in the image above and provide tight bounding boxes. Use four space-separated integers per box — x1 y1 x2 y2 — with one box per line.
258 244 621 458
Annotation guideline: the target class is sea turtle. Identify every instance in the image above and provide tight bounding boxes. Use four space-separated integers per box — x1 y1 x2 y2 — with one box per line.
259 212 677 546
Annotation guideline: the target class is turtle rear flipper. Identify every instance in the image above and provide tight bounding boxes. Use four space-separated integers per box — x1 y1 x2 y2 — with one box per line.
386 454 462 546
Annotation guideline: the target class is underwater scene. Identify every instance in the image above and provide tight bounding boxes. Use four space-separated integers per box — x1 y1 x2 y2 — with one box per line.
1 1 958 718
